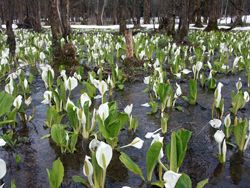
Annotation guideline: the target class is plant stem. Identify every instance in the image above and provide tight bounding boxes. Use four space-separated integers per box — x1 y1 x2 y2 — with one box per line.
218 143 221 155
102 168 106 188
158 158 168 172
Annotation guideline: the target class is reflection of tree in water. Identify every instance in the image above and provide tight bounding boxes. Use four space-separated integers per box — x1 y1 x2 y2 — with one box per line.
106 150 129 185
210 163 225 185
229 151 243 185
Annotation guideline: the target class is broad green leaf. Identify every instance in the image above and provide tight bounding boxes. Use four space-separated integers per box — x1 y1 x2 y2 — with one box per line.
46 157 64 188
70 133 78 153
169 132 178 172
47 70 54 88
196 178 209 188
29 73 34 84
188 80 197 105
176 129 192 168
0 91 14 117
231 93 244 115
118 84 124 90
72 175 90 188
51 124 67 147
92 152 102 188
119 152 145 181
175 173 192 188
146 141 163 182
234 120 248 150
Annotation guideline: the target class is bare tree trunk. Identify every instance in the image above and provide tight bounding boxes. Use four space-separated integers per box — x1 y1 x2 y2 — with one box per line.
158 0 167 30
95 0 102 25
166 0 176 36
101 0 108 25
135 0 142 28
204 0 218 31
125 29 135 58
119 0 126 35
60 0 71 40
5 0 16 56
18 0 23 23
175 0 189 43
203 0 208 24
144 0 150 24
234 0 243 26
48 0 62 61
0 0 5 26
194 0 203 27
112 0 118 24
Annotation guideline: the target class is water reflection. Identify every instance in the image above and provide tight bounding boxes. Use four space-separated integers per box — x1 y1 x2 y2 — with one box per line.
229 150 243 185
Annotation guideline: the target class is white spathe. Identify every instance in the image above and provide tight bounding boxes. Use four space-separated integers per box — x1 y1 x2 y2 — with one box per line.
96 142 113 170
163 170 182 188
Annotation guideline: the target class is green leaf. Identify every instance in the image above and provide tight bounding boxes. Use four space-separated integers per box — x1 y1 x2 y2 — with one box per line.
196 178 209 188
15 155 21 164
40 134 51 139
175 173 192 188
92 152 102 188
70 133 78 153
188 79 197 105
119 152 145 181
51 124 67 148
231 93 244 115
11 179 16 188
234 120 248 150
175 106 184 112
216 153 224 163
118 84 124 90
176 129 192 168
142 88 149 93
146 141 163 182
0 91 14 117
151 181 164 187
46 157 64 188
29 73 34 84
72 175 90 187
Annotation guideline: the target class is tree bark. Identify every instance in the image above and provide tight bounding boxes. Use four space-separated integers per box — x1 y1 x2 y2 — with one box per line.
166 0 176 36
5 0 16 56
101 0 108 25
112 0 118 25
18 0 24 23
119 0 127 35
175 0 189 43
60 0 71 40
203 0 208 24
194 0 203 27
204 0 218 31
144 0 150 24
125 29 135 58
95 0 102 25
48 0 62 61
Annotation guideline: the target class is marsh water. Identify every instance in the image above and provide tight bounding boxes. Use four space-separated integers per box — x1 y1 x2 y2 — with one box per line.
1 63 250 188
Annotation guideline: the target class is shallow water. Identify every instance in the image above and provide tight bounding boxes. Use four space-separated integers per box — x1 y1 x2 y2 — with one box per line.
1 69 250 188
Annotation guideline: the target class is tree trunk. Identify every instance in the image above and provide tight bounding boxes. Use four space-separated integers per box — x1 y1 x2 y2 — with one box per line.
125 29 135 58
0 0 5 26
203 0 208 24
166 0 176 36
95 0 102 25
234 0 244 26
135 0 142 28
204 0 218 31
194 0 203 27
48 0 62 61
60 0 71 40
119 0 126 35
112 0 118 25
5 0 16 56
18 0 24 23
144 0 150 24
158 0 167 30
101 0 108 25
175 0 189 43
